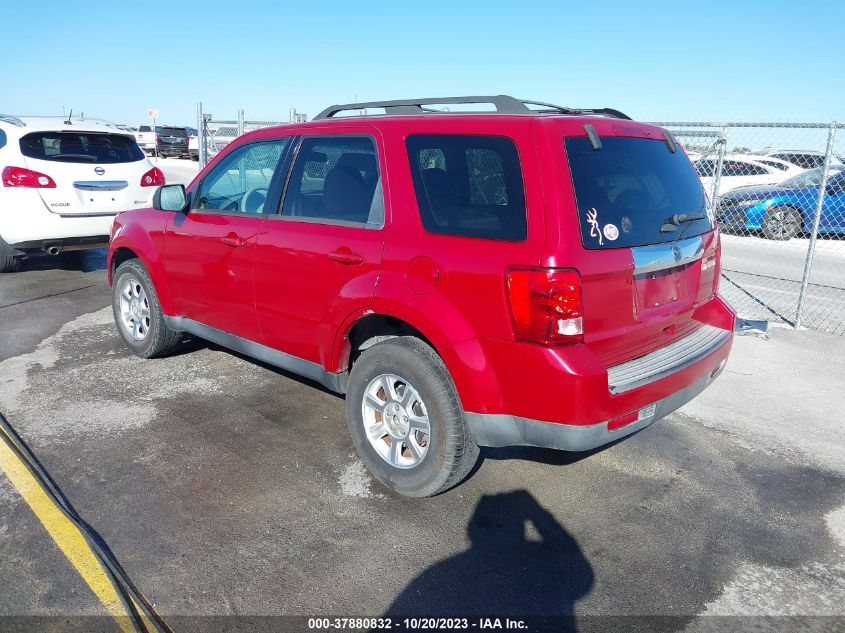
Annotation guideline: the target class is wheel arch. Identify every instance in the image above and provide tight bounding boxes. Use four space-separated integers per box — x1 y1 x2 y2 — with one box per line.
331 307 496 413
108 233 175 314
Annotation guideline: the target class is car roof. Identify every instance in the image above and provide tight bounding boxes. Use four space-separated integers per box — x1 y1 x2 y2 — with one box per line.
749 148 825 156
234 113 662 146
0 115 131 135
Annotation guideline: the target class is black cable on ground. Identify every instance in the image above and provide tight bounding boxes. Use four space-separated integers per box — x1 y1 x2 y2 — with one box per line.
0 411 173 633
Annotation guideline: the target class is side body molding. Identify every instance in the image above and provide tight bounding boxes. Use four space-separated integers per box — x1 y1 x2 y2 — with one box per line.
164 316 347 393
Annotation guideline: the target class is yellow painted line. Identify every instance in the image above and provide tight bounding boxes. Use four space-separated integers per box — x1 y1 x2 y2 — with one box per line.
0 438 139 633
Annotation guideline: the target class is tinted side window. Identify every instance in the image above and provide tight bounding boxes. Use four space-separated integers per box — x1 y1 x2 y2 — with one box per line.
757 159 790 171
280 136 383 227
0 129 6 150
722 161 768 176
406 135 527 241
196 140 287 214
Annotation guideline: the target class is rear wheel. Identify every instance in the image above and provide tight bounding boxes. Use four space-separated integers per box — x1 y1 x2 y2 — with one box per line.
345 337 479 497
762 206 802 240
0 253 20 273
112 259 181 358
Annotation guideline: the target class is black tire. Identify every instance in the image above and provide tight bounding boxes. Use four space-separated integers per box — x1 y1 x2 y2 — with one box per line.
762 206 802 240
345 337 479 497
0 253 20 273
112 258 181 358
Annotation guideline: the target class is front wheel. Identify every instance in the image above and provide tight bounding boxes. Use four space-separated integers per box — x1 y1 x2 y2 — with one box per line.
112 259 181 358
345 337 479 497
762 206 802 240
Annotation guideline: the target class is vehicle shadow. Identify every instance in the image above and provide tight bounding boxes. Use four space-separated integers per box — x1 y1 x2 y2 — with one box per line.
381 490 593 631
18 248 107 273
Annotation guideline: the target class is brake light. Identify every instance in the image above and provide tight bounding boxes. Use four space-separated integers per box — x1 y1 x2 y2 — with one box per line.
506 268 584 346
2 166 57 188
140 166 165 187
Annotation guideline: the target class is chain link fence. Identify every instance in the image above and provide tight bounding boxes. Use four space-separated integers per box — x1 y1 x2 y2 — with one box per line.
654 121 845 334
196 104 287 169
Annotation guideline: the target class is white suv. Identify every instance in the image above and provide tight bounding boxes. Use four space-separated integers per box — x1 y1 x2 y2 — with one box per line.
0 115 164 272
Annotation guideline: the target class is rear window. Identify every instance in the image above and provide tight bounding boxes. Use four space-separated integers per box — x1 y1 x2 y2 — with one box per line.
565 136 712 249
158 127 187 137
406 135 527 241
20 132 145 164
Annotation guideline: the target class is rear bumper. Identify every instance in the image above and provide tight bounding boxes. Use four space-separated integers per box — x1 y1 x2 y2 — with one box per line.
440 295 735 450
158 145 189 156
467 365 724 451
1 234 109 256
0 191 118 246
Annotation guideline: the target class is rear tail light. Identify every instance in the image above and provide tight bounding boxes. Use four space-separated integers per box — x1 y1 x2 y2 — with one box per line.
140 166 165 187
2 166 57 188
506 268 584 346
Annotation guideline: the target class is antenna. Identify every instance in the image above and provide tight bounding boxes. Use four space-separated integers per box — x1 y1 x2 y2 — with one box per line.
65 108 73 125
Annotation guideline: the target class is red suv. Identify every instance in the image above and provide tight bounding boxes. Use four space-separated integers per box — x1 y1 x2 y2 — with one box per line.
107 96 734 497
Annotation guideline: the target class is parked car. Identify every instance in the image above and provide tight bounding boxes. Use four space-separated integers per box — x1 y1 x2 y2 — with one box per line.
0 114 164 272
155 126 189 158
107 95 734 496
717 165 845 240
134 125 156 155
694 154 804 195
748 148 845 170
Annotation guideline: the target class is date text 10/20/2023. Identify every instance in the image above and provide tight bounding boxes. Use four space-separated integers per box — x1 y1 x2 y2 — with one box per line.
307 617 529 630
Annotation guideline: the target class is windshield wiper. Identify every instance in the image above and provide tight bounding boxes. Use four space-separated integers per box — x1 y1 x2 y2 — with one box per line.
661 213 707 232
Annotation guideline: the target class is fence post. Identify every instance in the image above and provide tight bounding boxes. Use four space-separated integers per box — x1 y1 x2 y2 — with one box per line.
795 121 837 329
709 128 728 213
197 102 206 169
237 109 245 138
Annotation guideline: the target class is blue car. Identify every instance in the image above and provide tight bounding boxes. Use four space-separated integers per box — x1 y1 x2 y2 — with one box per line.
717 166 845 240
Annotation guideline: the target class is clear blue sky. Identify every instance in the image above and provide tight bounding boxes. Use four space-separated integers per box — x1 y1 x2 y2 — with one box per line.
2 0 843 126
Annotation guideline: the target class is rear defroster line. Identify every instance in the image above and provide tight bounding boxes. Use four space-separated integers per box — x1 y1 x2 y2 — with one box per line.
0 412 172 633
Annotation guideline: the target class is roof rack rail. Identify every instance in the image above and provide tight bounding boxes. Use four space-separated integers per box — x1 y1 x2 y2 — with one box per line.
312 96 631 121
0 115 25 127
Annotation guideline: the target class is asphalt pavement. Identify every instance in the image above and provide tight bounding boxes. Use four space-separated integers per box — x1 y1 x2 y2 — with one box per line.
0 249 843 631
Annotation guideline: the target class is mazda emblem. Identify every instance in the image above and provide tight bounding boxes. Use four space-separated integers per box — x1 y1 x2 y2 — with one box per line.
94 167 105 176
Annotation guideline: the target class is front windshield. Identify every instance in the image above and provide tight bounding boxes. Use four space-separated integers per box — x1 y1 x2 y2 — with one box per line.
780 167 844 189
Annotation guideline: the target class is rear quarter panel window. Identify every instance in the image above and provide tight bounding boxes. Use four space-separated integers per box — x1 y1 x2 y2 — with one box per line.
406 134 527 241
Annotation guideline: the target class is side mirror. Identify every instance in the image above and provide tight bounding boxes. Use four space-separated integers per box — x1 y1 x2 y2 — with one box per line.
153 184 188 212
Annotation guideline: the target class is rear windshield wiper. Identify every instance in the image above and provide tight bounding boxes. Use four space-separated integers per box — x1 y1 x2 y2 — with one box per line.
660 213 707 232
52 154 97 162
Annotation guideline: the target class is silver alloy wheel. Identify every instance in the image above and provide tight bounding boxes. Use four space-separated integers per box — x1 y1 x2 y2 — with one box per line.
118 276 151 342
362 373 431 469
767 207 800 239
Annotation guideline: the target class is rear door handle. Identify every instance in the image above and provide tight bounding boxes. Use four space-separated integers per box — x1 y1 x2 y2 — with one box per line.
328 248 364 265
220 234 247 248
